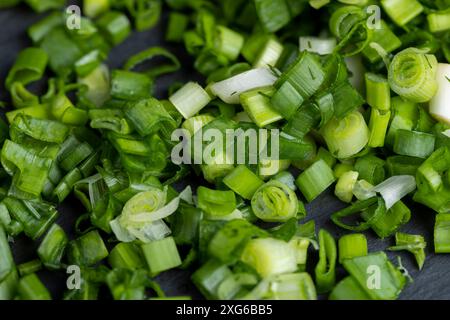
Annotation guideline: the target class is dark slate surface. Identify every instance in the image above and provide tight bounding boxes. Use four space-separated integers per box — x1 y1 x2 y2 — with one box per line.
0 3 449 300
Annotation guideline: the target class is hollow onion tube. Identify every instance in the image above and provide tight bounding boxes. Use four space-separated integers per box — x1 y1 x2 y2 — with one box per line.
254 37 284 68
321 111 369 159
388 48 438 103
240 238 297 278
5 47 48 90
251 180 299 222
315 229 337 293
429 64 450 125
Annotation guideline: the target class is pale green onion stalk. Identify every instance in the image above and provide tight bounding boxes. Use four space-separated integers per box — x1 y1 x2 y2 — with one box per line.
299 37 337 55
353 179 376 201
335 171 359 203
181 114 215 135
429 63 450 125
169 82 211 119
240 238 298 278
251 180 299 222
388 48 438 103
254 38 284 68
78 64 110 107
210 68 278 104
110 186 192 242
372 175 416 209
321 111 369 159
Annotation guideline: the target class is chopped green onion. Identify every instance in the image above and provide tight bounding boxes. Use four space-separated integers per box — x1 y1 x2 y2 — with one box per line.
123 47 181 78
388 232 426 269
110 70 153 101
125 98 176 137
197 186 236 218
394 130 436 159
0 226 14 283
338 233 368 263
141 237 182 275
429 63 450 125
67 230 109 266
254 38 284 68
373 175 416 210
17 273 51 300
362 20 401 63
321 111 369 159
96 11 131 45
241 237 297 278
388 48 438 103
335 170 359 203
334 162 354 179
381 0 424 26
365 73 390 111
240 86 283 127
387 156 423 177
329 276 370 300
368 108 391 148
169 82 211 119
427 11 450 33
251 180 299 222
362 200 411 238
386 96 419 147
223 165 264 200
208 219 267 263
296 159 336 202
354 155 385 185
299 37 336 55
37 223 68 269
342 252 406 300
166 12 189 42
434 213 450 253
83 0 110 18
353 179 376 201
271 52 325 119
17 260 42 277
5 48 48 90
315 229 337 293
211 68 277 104
24 0 65 13
254 0 291 32
214 26 244 61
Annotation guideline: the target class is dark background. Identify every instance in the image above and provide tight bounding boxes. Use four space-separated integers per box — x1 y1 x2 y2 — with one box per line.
0 2 449 300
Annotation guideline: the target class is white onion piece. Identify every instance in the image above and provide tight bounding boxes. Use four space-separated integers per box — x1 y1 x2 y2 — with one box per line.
429 63 450 125
372 175 416 209
210 68 278 104
299 36 336 55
